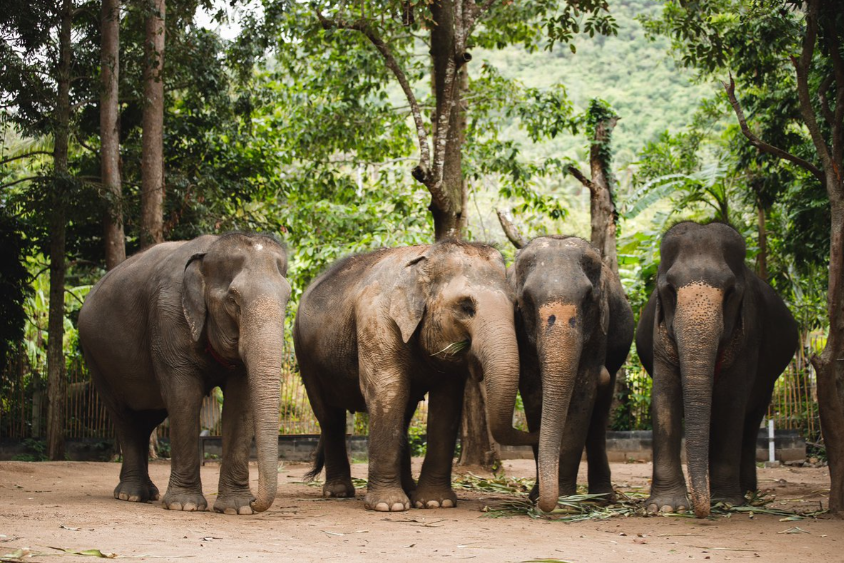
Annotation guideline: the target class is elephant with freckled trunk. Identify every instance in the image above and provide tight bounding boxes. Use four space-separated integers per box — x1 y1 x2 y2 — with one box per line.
511 236 634 513
636 222 798 518
294 239 536 512
79 233 291 514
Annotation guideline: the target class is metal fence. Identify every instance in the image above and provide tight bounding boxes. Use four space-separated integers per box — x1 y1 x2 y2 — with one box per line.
0 336 821 445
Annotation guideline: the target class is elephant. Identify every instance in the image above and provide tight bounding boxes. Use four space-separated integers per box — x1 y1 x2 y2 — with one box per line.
636 221 798 518
511 236 634 513
78 232 291 514
293 239 536 512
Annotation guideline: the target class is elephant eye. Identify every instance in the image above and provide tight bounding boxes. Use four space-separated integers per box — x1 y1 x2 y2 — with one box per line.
458 298 476 317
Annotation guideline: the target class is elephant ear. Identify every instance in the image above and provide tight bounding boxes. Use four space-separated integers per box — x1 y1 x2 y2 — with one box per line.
389 253 430 343
599 266 611 336
182 253 207 342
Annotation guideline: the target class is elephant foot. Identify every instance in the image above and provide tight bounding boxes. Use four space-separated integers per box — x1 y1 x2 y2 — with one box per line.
114 480 159 503
411 484 457 509
588 482 616 503
323 478 356 498
646 490 690 514
214 489 256 515
162 489 208 512
711 493 745 508
364 488 410 512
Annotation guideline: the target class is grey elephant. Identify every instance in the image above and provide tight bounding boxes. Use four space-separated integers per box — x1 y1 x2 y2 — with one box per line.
293 239 535 512
511 236 634 513
78 232 291 514
636 222 798 518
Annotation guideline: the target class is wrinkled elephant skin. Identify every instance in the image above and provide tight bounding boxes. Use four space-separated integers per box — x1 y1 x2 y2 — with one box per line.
636 222 798 518
79 233 291 514
293 240 534 512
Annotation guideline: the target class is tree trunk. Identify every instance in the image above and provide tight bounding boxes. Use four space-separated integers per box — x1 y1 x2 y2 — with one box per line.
588 116 619 273
458 368 499 469
429 5 492 468
140 0 165 249
812 186 844 517
46 0 73 461
429 0 466 241
101 0 125 268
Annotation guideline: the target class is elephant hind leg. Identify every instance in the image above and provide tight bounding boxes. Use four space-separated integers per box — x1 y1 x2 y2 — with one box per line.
315 405 354 498
114 408 167 502
586 367 615 500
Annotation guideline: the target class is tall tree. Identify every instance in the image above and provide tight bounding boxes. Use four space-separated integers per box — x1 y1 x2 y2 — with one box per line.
101 0 125 268
646 0 844 516
44 0 74 460
140 0 165 248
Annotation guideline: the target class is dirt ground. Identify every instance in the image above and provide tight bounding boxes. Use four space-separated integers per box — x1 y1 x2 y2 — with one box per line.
0 459 840 563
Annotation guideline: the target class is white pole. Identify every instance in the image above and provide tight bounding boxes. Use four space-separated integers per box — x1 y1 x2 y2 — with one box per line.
768 418 776 463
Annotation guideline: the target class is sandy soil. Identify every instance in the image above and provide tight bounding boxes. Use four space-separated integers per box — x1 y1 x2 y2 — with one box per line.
0 459 840 563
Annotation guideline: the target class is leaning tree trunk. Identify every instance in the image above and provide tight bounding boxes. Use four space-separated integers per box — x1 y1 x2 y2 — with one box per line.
812 185 844 517
101 0 125 270
46 0 74 461
140 0 165 249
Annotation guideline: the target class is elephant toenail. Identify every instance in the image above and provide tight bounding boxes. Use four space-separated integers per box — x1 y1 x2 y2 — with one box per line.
238 506 252 515
183 502 197 511
169 502 182 510
128 495 140 502
391 502 405 512
647 504 658 513
415 501 423 509
660 505 674 513
441 499 454 508
374 503 389 512
118 493 128 501
425 500 439 509
677 506 688 513
224 507 237 515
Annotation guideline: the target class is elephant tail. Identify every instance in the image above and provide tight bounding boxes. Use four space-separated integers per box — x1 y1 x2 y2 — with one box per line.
303 435 325 482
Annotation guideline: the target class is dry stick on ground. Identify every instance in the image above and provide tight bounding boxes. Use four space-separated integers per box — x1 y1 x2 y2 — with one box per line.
722 0 844 516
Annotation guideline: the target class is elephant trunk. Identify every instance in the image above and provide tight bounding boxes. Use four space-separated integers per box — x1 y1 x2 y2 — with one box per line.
536 303 582 513
240 295 285 513
674 283 724 519
473 316 536 447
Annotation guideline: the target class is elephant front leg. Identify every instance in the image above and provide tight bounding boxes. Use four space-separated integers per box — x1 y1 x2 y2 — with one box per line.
647 357 689 514
709 361 753 507
412 378 464 509
162 373 208 511
361 364 412 512
215 375 257 515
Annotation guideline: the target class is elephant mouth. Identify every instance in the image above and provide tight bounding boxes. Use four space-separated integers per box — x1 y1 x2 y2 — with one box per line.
430 339 470 358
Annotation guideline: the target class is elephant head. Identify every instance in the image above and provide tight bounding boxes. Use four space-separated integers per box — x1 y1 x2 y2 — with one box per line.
511 236 610 512
389 239 535 446
182 233 291 513
656 222 747 518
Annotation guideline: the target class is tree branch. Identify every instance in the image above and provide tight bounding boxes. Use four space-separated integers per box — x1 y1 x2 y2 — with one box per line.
316 10 432 186
790 0 834 184
0 151 52 166
465 0 497 34
0 175 42 190
496 208 527 249
566 164 597 193
723 75 825 182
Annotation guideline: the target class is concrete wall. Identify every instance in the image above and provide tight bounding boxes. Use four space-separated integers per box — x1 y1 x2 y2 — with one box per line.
0 429 806 463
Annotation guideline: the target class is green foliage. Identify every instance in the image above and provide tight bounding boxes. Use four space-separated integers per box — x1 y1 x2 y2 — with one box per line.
11 437 48 461
0 210 30 372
